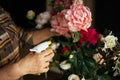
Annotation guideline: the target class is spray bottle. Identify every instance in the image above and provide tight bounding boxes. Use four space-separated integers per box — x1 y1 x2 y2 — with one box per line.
29 40 52 53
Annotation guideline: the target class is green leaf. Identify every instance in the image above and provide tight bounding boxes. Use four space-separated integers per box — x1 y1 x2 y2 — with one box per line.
95 74 112 80
79 57 96 78
73 32 80 43
60 41 73 48
82 46 97 56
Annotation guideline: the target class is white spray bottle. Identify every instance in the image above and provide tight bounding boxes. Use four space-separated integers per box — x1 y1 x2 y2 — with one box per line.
29 40 52 53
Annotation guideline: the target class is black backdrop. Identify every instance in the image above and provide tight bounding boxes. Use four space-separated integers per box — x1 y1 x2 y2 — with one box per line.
95 0 119 39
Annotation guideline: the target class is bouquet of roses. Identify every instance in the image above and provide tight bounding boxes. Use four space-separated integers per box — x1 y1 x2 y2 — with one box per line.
26 0 120 80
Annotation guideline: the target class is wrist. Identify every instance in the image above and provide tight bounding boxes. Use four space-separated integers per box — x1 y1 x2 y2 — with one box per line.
0 63 25 80
9 63 25 79
15 60 28 76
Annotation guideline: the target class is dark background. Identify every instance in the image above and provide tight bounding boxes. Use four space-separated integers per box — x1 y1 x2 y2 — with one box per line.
95 0 119 39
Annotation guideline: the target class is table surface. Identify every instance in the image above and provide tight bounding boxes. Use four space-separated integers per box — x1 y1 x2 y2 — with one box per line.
23 71 62 80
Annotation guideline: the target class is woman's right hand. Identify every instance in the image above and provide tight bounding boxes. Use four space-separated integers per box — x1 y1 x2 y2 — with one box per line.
17 48 54 75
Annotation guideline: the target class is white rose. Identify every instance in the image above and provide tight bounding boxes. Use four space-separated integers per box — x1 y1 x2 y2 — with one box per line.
68 74 80 80
104 35 118 49
60 60 71 70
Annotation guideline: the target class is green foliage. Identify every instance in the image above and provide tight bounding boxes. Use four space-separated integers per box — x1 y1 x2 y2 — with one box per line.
73 32 80 43
79 57 96 78
95 74 112 80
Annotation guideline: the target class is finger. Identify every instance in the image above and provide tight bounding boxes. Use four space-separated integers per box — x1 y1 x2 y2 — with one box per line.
40 48 53 56
43 66 49 73
44 52 54 62
45 51 54 57
39 66 49 73
44 61 50 66
39 59 50 67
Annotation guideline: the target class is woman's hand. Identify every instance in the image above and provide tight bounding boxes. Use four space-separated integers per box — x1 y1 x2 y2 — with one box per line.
17 48 54 75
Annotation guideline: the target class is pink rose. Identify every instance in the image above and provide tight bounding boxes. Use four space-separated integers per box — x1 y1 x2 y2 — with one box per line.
65 5 92 32
50 10 69 35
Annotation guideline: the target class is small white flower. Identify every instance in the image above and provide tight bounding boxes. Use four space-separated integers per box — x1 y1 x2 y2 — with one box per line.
50 42 60 52
68 74 80 80
35 24 43 29
81 76 85 80
26 10 35 20
93 53 103 63
104 35 118 49
69 54 74 59
35 11 51 29
60 60 71 70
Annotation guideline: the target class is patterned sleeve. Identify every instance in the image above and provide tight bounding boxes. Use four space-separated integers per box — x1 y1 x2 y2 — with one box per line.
0 6 34 62
0 7 20 67
20 29 34 46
